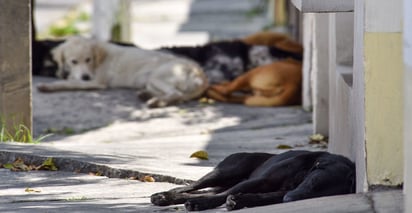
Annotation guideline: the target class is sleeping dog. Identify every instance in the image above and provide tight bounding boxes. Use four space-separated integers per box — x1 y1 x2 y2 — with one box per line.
206 59 302 107
32 39 64 77
151 150 355 211
36 36 208 108
32 39 136 78
160 40 302 84
242 31 304 54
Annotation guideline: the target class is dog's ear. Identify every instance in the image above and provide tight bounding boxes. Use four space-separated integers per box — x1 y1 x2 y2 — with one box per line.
92 42 107 69
51 44 65 78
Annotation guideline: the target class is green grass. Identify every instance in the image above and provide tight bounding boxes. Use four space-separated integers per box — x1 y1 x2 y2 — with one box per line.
0 120 52 144
47 10 90 38
49 23 80 37
43 127 75 136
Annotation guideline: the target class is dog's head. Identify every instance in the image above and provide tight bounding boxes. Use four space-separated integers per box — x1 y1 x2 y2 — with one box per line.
52 36 107 80
248 46 276 68
204 54 244 83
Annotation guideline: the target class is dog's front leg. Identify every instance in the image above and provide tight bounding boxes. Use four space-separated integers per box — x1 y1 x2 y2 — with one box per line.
226 191 286 211
37 80 106 92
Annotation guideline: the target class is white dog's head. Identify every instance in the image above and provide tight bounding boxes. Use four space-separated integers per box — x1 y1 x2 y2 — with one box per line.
52 36 107 80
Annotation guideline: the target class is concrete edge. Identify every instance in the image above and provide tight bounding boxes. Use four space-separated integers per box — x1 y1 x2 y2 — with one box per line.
0 150 194 185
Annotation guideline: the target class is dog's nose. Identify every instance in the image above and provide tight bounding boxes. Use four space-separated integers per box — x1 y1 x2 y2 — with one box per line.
62 70 70 79
81 74 91 81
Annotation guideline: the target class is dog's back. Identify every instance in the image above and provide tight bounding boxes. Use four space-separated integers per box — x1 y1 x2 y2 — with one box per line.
160 40 301 84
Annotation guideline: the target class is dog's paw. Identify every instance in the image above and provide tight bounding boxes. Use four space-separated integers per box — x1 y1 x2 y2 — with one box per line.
225 194 244 211
37 83 54 93
185 196 225 211
184 200 202 211
150 191 173 206
146 98 168 108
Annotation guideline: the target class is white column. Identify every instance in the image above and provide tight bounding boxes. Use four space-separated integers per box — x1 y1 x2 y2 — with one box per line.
92 0 131 41
403 0 412 210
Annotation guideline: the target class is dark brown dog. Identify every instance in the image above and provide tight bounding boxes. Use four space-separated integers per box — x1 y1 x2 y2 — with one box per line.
206 59 302 107
151 150 355 211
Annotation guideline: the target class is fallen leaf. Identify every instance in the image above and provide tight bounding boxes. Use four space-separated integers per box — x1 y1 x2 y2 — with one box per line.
12 158 31 171
3 163 13 169
198 97 215 105
276 144 293 149
190 150 209 160
88 171 102 176
36 157 58 171
198 97 209 103
309 134 327 143
25 187 41 193
141 175 155 182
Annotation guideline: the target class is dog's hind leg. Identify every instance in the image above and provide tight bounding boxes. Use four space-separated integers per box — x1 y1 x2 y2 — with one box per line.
245 84 300 107
210 72 252 96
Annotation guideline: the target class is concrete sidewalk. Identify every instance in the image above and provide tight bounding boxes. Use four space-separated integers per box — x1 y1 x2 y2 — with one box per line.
0 0 404 212
0 78 403 213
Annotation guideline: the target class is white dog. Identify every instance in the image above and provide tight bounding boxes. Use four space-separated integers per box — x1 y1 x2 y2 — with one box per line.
37 36 208 107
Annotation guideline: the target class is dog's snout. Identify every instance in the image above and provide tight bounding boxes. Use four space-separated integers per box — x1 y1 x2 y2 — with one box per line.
81 74 91 81
62 70 70 79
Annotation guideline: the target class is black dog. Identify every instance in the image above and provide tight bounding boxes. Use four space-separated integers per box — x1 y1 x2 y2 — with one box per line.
160 40 302 84
151 150 355 211
32 39 64 77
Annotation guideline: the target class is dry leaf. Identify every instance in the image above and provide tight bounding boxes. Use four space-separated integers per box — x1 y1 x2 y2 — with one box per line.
141 175 155 182
276 144 293 149
198 97 209 103
11 158 31 171
88 172 102 176
36 157 58 171
3 163 13 169
309 134 326 143
25 187 41 193
190 150 209 160
198 97 215 105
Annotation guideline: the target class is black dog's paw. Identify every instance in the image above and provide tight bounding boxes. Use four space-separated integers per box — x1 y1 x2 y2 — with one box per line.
185 200 202 211
226 194 245 211
150 191 174 206
185 196 226 211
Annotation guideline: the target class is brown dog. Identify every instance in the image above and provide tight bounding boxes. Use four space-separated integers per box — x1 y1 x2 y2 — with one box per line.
206 59 302 107
242 31 303 54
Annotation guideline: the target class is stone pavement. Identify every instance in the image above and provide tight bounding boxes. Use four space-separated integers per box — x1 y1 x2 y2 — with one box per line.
0 0 404 212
